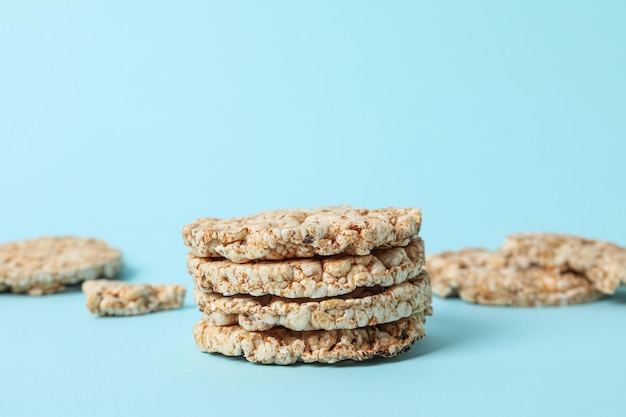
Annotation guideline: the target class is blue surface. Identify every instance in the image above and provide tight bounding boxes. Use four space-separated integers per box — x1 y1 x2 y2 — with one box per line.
1 1 625 416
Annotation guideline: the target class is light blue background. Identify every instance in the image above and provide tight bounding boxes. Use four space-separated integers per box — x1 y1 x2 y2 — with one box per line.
1 1 625 416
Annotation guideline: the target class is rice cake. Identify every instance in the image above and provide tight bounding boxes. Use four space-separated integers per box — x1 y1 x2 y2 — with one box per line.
182 206 422 262
189 238 425 298
427 248 603 306
502 232 626 294
193 313 427 365
194 271 432 331
82 279 186 316
0 236 122 295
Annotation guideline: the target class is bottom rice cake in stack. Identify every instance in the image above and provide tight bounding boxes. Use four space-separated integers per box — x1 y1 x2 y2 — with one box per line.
182 206 432 365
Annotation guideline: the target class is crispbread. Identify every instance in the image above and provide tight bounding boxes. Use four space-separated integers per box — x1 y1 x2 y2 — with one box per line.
82 279 186 316
427 248 603 306
182 206 422 262
193 313 427 364
502 233 626 294
426 248 506 298
0 236 122 295
459 266 604 306
189 238 425 298
194 271 432 331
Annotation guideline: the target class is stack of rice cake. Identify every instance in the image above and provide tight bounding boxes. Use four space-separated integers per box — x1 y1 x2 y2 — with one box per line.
182 206 432 365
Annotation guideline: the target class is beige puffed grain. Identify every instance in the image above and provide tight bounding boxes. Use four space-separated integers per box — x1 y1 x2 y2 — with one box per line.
0 236 122 295
193 313 427 365
459 266 604 306
82 279 186 316
189 238 425 298
182 206 422 262
502 233 626 294
194 271 432 331
427 248 604 306
426 248 506 298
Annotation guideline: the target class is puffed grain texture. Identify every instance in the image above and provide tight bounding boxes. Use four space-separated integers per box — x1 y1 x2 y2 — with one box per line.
189 238 425 298
459 266 604 306
0 236 122 295
502 233 626 294
426 248 506 297
182 206 422 262
427 248 603 306
82 280 186 316
193 313 427 364
194 271 432 331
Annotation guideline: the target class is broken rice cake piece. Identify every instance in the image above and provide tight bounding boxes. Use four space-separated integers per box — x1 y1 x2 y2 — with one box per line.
82 279 186 316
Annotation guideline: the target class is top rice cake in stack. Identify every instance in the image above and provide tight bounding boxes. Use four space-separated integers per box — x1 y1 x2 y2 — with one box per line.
183 206 432 365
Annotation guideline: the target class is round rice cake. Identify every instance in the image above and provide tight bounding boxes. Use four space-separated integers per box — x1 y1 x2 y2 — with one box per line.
426 248 506 298
459 266 605 307
0 236 122 295
194 271 432 331
193 313 427 365
502 233 626 294
182 206 422 262
427 248 604 306
188 238 425 298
